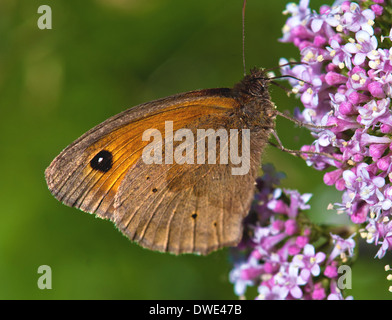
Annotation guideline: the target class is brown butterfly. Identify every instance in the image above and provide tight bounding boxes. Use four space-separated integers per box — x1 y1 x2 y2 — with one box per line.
45 67 277 255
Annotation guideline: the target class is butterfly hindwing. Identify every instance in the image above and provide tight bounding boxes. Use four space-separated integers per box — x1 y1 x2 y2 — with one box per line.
113 120 265 254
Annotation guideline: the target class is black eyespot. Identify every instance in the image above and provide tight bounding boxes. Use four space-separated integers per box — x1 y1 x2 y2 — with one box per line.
90 150 113 173
191 213 197 219
152 188 158 193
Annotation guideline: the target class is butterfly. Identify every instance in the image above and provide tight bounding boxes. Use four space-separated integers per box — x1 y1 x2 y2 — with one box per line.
45 66 278 255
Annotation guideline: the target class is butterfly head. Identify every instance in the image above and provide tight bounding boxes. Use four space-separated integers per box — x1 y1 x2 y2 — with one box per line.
230 67 276 131
234 68 271 100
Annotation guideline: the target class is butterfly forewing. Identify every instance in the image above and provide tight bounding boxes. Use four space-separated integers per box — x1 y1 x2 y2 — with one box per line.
45 69 274 255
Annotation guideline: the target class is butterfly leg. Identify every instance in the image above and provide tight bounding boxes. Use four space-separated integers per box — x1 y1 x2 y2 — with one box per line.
274 110 337 131
268 129 341 163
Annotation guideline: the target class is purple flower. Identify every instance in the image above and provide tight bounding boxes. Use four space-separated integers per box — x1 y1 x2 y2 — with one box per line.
253 225 287 255
376 228 392 258
368 81 386 98
281 0 312 44
348 66 370 90
328 291 353 300
328 280 354 300
357 98 392 128
293 244 326 278
274 265 307 299
229 259 259 296
371 4 384 17
328 40 356 70
257 285 288 300
229 165 354 300
311 282 327 300
324 263 338 278
228 0 392 302
284 189 312 218
343 163 385 204
280 0 392 260
363 215 392 258
347 30 378 66
342 3 375 35
328 233 356 262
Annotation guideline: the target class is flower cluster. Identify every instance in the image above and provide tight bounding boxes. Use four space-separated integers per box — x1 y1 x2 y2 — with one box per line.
229 164 355 300
280 0 392 258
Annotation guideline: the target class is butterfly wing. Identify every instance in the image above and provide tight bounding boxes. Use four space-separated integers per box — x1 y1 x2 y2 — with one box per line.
45 89 267 254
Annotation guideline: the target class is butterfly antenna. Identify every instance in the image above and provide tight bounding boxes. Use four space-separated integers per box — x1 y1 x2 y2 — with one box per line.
242 0 247 76
270 81 292 95
269 74 311 85
264 61 307 73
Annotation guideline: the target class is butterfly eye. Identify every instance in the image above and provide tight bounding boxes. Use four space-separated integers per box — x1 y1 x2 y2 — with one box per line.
90 150 113 172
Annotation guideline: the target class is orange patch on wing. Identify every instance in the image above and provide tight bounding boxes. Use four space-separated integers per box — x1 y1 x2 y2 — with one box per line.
77 100 236 215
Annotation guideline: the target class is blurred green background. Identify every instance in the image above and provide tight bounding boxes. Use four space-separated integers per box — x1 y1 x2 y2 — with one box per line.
1 0 391 299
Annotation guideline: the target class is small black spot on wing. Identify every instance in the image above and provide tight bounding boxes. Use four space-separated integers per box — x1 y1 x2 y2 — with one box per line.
90 150 113 173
